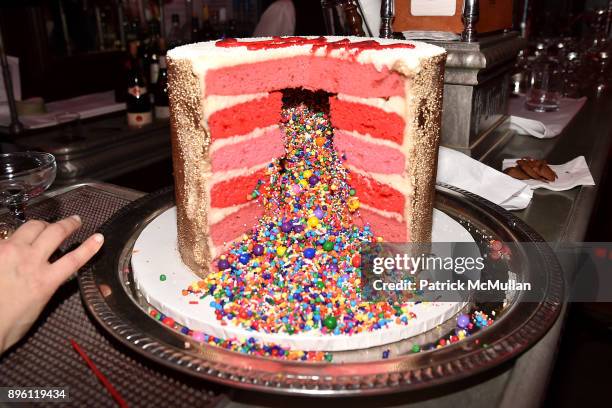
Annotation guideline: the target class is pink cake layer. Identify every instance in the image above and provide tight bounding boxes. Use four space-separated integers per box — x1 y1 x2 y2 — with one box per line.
355 207 408 242
350 172 405 215
211 167 268 208
205 56 405 98
210 201 264 247
212 127 404 175
209 187 408 247
210 142 406 215
334 130 405 174
209 95 405 150
211 169 406 242
208 102 408 233
329 97 405 145
206 65 410 250
209 92 283 139
211 127 284 172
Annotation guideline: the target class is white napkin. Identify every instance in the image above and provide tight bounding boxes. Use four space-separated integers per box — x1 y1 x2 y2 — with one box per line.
437 146 533 210
402 31 460 41
508 96 587 139
502 156 595 191
0 90 125 130
0 56 21 103
359 0 381 37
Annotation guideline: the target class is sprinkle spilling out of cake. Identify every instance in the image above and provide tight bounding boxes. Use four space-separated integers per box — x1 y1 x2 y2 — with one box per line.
183 90 420 335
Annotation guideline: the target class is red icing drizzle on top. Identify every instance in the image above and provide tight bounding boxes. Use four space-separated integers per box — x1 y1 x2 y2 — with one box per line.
216 36 415 59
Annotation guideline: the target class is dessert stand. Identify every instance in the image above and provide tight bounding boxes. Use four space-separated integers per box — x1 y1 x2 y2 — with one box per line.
79 184 564 396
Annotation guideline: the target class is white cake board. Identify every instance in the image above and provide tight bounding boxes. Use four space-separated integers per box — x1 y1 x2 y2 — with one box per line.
131 207 474 351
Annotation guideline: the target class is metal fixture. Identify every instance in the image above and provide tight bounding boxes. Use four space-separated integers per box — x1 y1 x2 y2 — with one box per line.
380 0 394 39
461 0 480 42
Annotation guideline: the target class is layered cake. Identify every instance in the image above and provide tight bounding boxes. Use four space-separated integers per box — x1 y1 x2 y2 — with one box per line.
167 36 446 276
130 36 461 352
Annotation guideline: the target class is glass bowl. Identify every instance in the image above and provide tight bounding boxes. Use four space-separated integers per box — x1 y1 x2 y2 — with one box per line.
0 151 57 224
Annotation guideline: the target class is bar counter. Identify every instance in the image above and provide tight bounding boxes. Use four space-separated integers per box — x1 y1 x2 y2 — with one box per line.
12 114 171 186
484 95 612 243
1 96 610 407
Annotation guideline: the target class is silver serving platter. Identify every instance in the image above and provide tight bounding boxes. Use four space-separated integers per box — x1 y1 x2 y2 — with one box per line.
79 184 564 396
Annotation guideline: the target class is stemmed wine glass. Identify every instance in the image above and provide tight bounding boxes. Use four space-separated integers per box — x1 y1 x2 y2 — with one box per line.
0 152 57 238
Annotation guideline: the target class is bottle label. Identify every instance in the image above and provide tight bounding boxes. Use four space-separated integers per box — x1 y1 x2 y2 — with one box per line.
155 105 170 119
127 111 153 127
128 85 147 98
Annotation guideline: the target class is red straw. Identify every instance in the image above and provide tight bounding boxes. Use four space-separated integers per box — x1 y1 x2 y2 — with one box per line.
70 339 128 408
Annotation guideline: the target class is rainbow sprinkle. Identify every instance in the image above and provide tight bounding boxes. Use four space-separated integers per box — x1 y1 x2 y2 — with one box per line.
184 96 418 336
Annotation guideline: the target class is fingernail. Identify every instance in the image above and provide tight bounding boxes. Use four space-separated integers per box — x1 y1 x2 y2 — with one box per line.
71 215 82 223
93 233 104 244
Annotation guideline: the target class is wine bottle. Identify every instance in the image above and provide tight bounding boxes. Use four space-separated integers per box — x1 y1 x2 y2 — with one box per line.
218 8 228 39
115 44 134 102
200 5 216 40
168 14 183 49
154 55 170 120
126 41 153 127
149 38 160 96
191 15 201 42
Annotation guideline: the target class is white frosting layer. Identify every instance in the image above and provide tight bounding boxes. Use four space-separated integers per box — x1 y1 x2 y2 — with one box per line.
204 93 269 120
337 128 402 149
169 36 446 75
210 125 279 153
209 162 268 185
346 164 414 197
360 203 405 223
205 92 405 125
209 201 253 225
336 94 406 116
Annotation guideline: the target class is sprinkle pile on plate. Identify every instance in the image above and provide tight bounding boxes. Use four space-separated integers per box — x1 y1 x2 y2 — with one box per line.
148 307 496 361
184 99 420 336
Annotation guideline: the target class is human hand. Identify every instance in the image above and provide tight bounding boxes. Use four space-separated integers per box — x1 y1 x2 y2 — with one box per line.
0 216 104 354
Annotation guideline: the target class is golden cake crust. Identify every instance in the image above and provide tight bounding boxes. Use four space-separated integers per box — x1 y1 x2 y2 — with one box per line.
168 58 212 276
406 53 446 243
